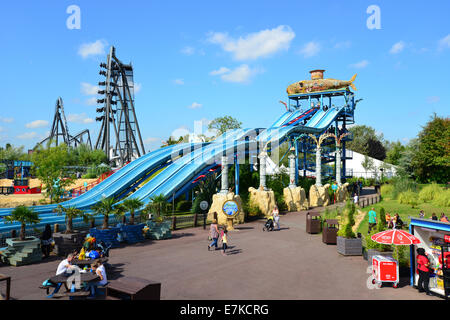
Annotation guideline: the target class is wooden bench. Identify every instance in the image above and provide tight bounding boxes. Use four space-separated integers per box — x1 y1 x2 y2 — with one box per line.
51 291 90 299
106 277 160 300
0 274 11 300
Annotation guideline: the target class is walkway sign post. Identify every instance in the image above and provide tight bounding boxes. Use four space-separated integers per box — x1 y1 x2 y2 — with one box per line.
200 201 209 230
222 200 239 231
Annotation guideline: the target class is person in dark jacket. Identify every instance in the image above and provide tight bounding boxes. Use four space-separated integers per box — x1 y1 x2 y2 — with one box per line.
40 224 53 258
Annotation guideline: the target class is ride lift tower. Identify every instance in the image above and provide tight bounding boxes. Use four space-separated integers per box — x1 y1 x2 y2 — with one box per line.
286 89 356 183
95 46 146 166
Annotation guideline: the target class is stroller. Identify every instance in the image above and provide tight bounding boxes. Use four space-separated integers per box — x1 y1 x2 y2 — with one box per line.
263 216 274 232
96 241 112 258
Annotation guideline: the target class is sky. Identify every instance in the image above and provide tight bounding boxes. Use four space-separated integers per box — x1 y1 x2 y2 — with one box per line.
0 0 449 152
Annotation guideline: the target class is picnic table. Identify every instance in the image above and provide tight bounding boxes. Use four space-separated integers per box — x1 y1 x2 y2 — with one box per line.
46 272 100 299
71 257 108 267
0 274 11 300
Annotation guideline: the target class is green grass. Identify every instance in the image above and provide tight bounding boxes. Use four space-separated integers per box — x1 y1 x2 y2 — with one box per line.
356 198 449 235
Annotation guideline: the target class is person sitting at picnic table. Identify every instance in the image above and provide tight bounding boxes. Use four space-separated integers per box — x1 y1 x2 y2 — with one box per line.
440 213 449 223
86 261 108 297
393 213 404 229
46 254 75 297
431 213 438 221
385 212 393 228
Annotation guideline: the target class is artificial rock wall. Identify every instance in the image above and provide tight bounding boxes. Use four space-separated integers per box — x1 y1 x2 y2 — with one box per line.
283 186 309 212
309 184 331 207
208 192 245 226
248 187 276 217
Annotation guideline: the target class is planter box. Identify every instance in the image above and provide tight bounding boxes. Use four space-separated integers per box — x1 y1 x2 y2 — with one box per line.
120 223 146 244
89 227 120 248
364 248 393 265
1 236 42 266
337 236 362 256
53 231 88 256
145 221 172 240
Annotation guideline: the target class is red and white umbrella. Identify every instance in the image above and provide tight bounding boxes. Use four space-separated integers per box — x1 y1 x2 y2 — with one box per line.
371 229 421 245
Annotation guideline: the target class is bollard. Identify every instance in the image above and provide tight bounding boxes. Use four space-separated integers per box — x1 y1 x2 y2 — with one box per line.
172 216 177 231
193 213 198 227
54 224 59 233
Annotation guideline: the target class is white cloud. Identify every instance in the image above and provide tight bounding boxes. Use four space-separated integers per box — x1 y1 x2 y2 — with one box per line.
17 132 37 139
438 34 450 50
81 82 99 95
67 113 94 124
0 117 14 123
210 64 262 84
174 79 185 85
334 41 351 49
25 120 48 129
0 126 4 132
188 102 202 109
78 40 107 59
350 60 369 69
209 67 230 76
134 83 142 94
181 46 195 55
390 41 406 54
85 97 98 106
299 41 321 58
427 96 440 104
207 25 295 60
144 137 160 144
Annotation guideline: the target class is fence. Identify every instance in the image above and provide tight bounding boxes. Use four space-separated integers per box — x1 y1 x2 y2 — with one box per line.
357 194 382 208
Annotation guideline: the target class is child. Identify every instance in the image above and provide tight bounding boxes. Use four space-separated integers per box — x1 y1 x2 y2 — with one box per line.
221 229 229 256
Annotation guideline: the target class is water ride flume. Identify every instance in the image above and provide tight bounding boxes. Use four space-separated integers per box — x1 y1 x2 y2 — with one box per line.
287 69 357 95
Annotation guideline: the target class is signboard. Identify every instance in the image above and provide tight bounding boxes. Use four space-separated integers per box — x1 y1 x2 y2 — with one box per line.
200 201 209 211
445 235 450 243
222 200 239 217
331 183 338 191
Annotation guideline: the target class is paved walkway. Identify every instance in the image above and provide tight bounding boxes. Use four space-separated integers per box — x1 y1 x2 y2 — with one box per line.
0 202 439 300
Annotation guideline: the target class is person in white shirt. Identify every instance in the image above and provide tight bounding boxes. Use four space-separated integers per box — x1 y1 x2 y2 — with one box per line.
353 193 359 205
87 261 108 297
272 205 280 230
47 254 75 297
56 254 74 275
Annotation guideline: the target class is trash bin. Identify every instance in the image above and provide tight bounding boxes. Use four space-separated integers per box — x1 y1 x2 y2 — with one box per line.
322 219 339 244
306 212 322 234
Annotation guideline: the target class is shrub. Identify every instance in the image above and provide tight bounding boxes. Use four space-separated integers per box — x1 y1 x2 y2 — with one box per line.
398 190 420 208
391 178 418 199
419 183 442 202
432 189 450 208
337 201 356 238
176 200 192 212
377 207 386 232
381 184 394 199
275 193 288 212
365 230 392 252
244 198 263 217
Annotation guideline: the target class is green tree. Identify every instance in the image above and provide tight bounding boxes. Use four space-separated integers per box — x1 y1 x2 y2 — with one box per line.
208 116 242 136
55 205 91 234
361 155 375 177
31 144 74 203
385 141 406 165
161 136 184 148
412 114 450 183
122 198 144 225
92 197 124 229
5 206 40 241
146 194 169 218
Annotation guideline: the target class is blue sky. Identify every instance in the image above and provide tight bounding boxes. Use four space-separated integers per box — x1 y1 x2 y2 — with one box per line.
0 0 449 152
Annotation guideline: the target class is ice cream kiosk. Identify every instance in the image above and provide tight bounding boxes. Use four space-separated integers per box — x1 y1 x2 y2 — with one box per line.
409 217 450 299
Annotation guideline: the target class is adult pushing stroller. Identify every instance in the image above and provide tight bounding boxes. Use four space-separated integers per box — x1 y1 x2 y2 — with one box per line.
263 216 274 232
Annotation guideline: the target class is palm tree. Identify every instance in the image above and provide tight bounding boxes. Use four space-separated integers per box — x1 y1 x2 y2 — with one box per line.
122 198 144 225
54 205 91 234
147 194 168 218
92 197 125 229
5 206 41 241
